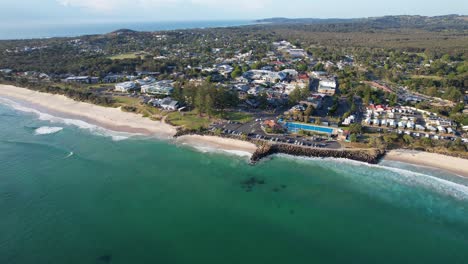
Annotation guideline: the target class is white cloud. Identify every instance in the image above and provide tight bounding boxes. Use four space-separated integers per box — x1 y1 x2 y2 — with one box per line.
57 0 272 12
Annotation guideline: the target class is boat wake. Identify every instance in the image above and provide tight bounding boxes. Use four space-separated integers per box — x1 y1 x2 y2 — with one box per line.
64 151 74 159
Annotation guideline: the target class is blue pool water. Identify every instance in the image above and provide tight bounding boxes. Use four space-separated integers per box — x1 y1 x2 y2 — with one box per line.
284 122 334 134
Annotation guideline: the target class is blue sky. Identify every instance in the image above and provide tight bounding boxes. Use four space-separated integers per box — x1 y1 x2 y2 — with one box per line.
1 0 467 24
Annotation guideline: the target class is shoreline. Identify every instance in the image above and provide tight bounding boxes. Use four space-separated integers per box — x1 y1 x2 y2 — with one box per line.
175 135 257 156
0 84 176 138
0 84 256 154
1 84 466 177
384 149 468 177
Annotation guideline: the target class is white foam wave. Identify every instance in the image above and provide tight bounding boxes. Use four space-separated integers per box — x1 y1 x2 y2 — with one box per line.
187 144 252 158
64 152 74 158
0 97 134 141
34 126 63 135
273 154 468 201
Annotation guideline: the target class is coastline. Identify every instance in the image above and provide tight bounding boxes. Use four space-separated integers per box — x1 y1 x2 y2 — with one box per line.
175 135 257 156
0 84 256 154
384 149 468 177
0 84 176 138
1 84 466 177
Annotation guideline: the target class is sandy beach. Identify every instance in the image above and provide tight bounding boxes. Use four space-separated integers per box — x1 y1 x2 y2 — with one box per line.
175 135 257 155
0 84 258 155
2 84 467 173
0 84 177 138
385 149 468 177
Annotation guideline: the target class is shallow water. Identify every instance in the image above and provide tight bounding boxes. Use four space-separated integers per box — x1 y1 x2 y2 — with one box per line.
1 100 468 264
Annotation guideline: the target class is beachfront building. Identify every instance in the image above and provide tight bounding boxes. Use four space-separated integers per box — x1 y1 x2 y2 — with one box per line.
64 76 99 84
141 80 174 95
150 97 179 111
115 81 137 93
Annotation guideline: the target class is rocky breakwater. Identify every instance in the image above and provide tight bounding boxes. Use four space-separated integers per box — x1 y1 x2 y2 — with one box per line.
251 144 386 164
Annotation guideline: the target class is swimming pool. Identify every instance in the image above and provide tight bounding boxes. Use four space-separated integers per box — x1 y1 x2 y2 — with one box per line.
283 122 335 134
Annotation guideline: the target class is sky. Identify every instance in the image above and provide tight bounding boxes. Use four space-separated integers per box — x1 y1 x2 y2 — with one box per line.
0 0 467 24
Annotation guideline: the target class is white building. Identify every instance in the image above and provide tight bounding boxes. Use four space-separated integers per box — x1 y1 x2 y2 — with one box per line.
318 79 337 95
115 81 137 92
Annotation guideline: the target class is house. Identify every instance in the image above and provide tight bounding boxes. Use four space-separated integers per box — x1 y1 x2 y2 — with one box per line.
281 69 299 78
159 98 179 111
136 76 156 86
141 80 174 95
215 64 234 76
437 126 446 133
243 70 287 82
342 115 355 126
415 124 425 131
317 79 337 95
247 86 263 96
263 120 282 130
0 69 13 74
246 99 260 108
64 76 99 84
115 81 138 92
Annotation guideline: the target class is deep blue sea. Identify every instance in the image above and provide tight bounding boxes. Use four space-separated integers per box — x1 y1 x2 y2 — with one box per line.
1 96 468 263
0 20 254 40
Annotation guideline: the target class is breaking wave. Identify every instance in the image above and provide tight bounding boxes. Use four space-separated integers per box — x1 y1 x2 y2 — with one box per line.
180 142 252 158
0 97 135 141
34 126 63 135
274 154 468 201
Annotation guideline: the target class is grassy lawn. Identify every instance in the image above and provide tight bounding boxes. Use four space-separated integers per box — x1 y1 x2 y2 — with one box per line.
166 111 211 130
114 96 161 117
109 52 140 60
220 111 253 123
86 83 113 89
411 75 443 80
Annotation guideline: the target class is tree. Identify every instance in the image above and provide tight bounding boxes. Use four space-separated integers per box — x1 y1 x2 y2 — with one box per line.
297 63 308 72
383 134 398 144
205 94 214 118
363 87 371 105
420 138 433 148
231 66 243 79
402 135 413 144
349 134 357 142
303 105 314 122
195 88 205 116
348 123 362 134
288 87 303 106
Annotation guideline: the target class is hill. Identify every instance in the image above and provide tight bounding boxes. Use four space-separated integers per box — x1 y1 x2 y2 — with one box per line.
256 15 468 31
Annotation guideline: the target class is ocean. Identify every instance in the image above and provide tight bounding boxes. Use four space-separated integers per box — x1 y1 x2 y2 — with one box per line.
0 20 254 40
1 98 468 264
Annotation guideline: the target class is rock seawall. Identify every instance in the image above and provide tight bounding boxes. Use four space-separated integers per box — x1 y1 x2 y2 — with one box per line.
174 128 386 165
251 144 386 164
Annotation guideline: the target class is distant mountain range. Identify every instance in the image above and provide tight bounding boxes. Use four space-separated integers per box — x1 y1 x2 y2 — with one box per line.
256 15 468 31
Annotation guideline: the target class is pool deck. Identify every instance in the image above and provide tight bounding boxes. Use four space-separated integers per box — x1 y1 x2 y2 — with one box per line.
283 122 337 135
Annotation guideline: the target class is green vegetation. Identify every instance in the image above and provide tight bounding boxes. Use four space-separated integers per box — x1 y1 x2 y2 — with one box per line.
0 14 466 153
114 96 161 117
109 52 140 60
222 112 253 123
166 111 211 130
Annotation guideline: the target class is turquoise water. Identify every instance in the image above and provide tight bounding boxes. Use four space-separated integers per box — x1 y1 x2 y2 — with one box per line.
1 99 468 264
0 20 253 40
283 122 334 134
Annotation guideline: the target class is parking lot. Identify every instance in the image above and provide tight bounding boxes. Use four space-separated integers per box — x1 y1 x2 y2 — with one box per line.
211 120 341 149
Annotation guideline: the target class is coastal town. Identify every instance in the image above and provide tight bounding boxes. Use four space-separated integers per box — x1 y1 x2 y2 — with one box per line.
0 17 467 161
